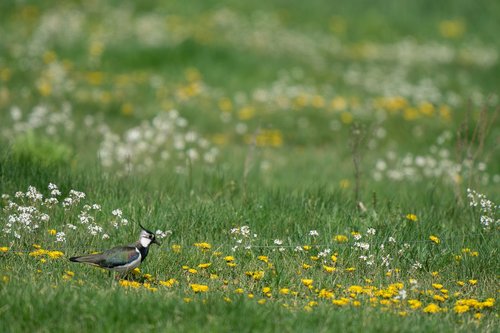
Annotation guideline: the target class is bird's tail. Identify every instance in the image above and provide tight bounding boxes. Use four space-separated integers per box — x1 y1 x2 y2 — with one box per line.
69 254 102 264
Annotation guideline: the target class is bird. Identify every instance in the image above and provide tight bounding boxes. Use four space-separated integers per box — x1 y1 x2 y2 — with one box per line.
69 223 160 275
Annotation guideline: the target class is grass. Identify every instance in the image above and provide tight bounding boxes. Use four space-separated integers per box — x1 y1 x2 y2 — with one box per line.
0 0 499 332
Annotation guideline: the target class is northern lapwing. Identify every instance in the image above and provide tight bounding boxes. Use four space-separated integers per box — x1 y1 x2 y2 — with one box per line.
69 223 160 276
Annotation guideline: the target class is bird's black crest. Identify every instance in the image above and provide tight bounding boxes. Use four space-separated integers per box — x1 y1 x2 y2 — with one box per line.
139 222 154 235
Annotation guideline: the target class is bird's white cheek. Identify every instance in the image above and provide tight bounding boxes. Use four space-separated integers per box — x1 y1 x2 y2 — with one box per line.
140 237 152 247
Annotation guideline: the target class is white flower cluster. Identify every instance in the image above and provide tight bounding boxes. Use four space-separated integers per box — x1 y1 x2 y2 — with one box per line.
230 225 257 251
372 132 498 186
155 229 172 239
350 228 413 270
1 186 51 240
5 104 74 139
98 110 219 176
467 188 499 229
1 183 171 244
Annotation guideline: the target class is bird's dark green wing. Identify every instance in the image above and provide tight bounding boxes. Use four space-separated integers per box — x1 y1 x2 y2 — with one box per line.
98 246 140 268
70 246 139 268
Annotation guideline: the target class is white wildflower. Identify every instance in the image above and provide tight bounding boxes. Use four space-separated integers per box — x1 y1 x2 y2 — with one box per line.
55 231 66 242
309 230 319 237
112 209 122 217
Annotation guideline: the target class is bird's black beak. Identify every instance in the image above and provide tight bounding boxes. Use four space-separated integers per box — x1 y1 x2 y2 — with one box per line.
153 238 161 246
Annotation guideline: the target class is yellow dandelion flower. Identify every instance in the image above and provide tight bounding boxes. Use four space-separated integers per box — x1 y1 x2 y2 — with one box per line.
432 283 443 290
301 279 314 287
86 71 104 86
302 245 311 251
183 298 192 303
302 263 312 269
119 280 141 289
0 247 9 252
331 254 338 262
348 285 364 294
257 256 269 263
308 301 319 308
339 179 350 189
408 299 422 309
234 288 244 294
318 289 334 299
473 313 483 320
238 106 255 120
468 279 477 285
189 284 209 293
218 98 233 112
47 251 64 259
29 249 47 257
345 267 356 272
311 95 325 108
197 263 212 269
48 229 57 235
332 298 350 306
194 242 211 250
340 112 353 124
188 268 198 274
439 20 465 39
423 303 441 313
224 256 235 262
323 265 336 273
429 235 440 244
171 244 181 253
37 80 52 96
245 270 264 281
433 295 445 302
2 276 10 283
481 298 495 308
159 279 177 288
454 305 469 314
279 288 290 295
257 299 266 305
331 96 347 111
405 214 418 222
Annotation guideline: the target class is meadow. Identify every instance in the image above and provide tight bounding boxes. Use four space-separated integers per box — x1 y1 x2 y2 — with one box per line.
0 1 499 332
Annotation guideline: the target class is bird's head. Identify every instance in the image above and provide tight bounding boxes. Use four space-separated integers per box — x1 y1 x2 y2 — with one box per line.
139 223 160 247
